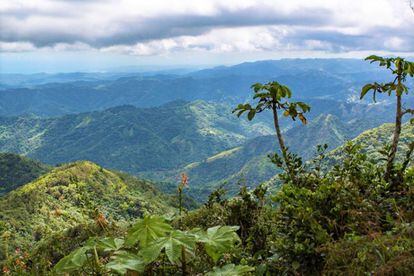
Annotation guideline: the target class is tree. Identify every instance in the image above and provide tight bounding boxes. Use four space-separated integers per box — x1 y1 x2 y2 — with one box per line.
233 81 310 182
360 55 414 184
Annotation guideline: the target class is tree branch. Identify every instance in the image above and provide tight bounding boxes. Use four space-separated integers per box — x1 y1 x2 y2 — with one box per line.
402 108 414 116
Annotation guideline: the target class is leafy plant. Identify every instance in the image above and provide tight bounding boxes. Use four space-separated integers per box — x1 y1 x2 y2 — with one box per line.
360 55 414 186
233 81 310 182
54 215 242 275
206 263 254 275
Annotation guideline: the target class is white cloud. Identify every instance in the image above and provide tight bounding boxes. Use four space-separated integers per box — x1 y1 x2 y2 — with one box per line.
0 0 413 56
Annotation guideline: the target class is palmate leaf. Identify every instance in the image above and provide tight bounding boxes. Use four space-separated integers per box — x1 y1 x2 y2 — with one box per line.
140 229 196 264
206 264 254 276
105 251 145 275
126 216 172 247
198 226 240 262
53 247 89 273
95 237 124 251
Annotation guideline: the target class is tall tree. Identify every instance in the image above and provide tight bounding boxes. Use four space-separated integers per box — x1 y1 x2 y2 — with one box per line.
360 55 414 185
233 81 310 182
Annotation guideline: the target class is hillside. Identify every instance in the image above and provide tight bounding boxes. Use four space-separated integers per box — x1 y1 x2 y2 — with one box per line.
0 153 51 195
327 123 414 164
0 101 272 175
154 113 377 199
0 161 175 262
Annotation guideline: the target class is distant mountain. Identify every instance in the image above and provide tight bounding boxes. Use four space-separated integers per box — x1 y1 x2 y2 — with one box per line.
0 161 175 260
0 101 273 174
0 153 51 195
153 113 391 200
1 58 406 117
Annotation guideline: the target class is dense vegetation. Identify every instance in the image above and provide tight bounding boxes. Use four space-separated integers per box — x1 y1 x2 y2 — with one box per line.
0 153 50 195
0 56 413 275
0 161 180 273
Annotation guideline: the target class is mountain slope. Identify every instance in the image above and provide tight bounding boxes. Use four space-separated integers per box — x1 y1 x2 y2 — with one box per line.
162 114 409 199
157 114 361 199
0 161 175 259
327 123 414 164
0 153 51 195
0 101 272 174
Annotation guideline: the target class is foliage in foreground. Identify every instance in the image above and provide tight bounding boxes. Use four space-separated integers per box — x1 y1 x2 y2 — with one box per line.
53 216 252 275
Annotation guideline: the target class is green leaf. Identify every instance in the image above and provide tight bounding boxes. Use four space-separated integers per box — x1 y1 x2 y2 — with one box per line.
197 226 240 262
292 261 300 270
105 251 145 275
126 216 172 247
247 109 256 121
206 264 254 276
360 84 374 99
54 247 89 273
140 230 196 264
96 237 124 252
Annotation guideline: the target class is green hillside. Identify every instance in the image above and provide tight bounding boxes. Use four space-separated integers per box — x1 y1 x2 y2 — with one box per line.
163 114 380 199
327 123 414 164
0 153 51 195
0 161 176 263
0 101 272 174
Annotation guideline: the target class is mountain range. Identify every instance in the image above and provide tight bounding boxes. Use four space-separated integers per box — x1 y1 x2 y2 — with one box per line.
0 99 404 199
0 58 412 200
2 59 410 118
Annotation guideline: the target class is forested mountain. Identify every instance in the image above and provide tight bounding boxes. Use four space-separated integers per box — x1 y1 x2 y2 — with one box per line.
0 161 176 264
0 153 50 195
0 98 399 199
0 101 272 174
159 113 400 199
1 59 407 117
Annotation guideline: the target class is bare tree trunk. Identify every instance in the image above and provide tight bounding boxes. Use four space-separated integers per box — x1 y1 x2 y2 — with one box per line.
271 105 295 182
181 246 187 276
385 66 403 184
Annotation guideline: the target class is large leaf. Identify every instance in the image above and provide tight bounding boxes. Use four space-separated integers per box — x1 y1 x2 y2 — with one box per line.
105 251 145 275
198 226 240 262
126 216 172 247
206 264 254 276
140 230 196 264
53 247 89 273
96 237 124 251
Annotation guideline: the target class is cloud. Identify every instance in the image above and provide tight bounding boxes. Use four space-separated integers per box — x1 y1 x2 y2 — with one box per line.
0 0 413 55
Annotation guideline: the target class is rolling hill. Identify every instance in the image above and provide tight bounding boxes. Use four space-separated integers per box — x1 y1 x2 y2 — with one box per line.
0 101 273 174
327 123 414 164
0 161 176 263
0 98 403 199
152 113 391 199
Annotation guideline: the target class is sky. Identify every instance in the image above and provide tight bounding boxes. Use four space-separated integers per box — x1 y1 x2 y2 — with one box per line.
0 0 414 73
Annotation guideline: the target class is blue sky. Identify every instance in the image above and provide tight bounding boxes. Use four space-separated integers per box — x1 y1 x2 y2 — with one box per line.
1 0 414 73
